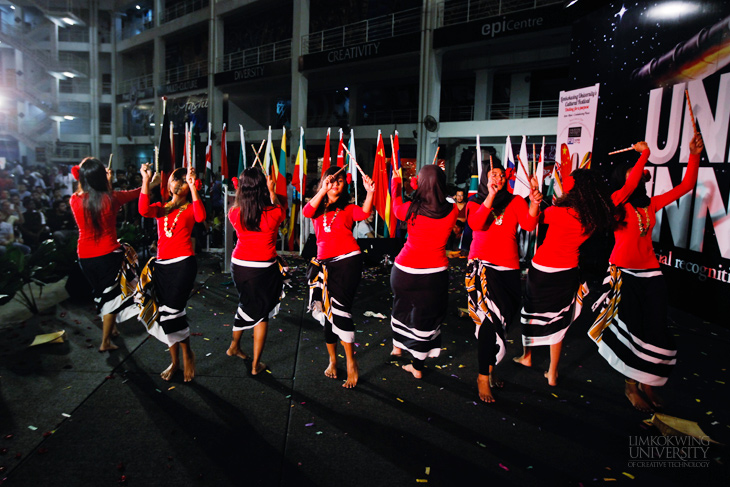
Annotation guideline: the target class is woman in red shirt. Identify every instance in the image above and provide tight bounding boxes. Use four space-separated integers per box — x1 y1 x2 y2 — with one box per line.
514 169 615 386
227 168 286 375
303 166 374 388
466 164 542 402
589 134 703 412
390 165 457 379
70 157 141 352
138 165 205 382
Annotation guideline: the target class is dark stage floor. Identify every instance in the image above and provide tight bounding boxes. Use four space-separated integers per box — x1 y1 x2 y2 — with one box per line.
1 253 728 486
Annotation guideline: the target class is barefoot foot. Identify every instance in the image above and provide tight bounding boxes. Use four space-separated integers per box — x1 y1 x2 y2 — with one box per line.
226 345 249 360
489 374 504 389
390 346 402 358
544 370 558 386
324 361 338 379
343 360 359 388
626 381 653 413
183 352 195 383
513 354 531 367
402 364 422 379
477 374 495 403
638 383 664 410
161 362 178 381
99 341 118 352
251 362 267 375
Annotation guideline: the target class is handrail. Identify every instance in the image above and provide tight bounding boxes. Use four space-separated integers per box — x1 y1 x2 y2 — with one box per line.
438 0 562 27
218 39 292 72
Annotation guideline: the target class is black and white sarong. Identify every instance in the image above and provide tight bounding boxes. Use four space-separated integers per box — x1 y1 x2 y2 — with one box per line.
520 262 588 346
78 244 138 323
465 259 520 374
390 263 448 362
137 255 196 346
307 250 362 344
588 265 675 386
231 256 287 331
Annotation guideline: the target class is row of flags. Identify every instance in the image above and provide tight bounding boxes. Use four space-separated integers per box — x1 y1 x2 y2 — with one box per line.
156 101 580 242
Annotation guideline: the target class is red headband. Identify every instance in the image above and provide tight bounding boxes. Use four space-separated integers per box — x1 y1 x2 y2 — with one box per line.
232 177 239 190
71 165 80 181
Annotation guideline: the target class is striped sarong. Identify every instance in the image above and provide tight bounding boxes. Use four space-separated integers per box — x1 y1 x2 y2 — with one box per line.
589 265 675 386
465 259 520 373
307 251 362 344
390 263 448 361
231 256 287 331
78 243 138 323
136 255 196 346
520 262 588 346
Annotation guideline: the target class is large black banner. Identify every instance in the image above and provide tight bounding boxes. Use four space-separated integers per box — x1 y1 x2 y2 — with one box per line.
572 2 729 323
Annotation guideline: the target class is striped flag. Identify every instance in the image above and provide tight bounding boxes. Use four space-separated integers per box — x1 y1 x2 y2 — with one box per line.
321 127 331 174
292 127 306 195
372 130 395 237
204 123 213 191
504 135 516 194
274 127 287 202
336 128 345 167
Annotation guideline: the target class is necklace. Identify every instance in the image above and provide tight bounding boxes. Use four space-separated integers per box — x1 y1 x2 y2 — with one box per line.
322 207 340 233
635 207 650 237
163 202 190 237
493 208 505 226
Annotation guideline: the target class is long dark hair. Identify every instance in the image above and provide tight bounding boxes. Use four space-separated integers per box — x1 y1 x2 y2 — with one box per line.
554 169 616 235
78 157 111 238
405 165 453 223
611 162 651 227
312 166 349 219
233 167 272 231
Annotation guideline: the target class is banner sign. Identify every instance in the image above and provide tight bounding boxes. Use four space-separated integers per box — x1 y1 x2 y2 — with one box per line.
214 59 290 86
433 5 560 49
159 76 209 96
300 32 420 71
572 2 729 323
556 83 600 172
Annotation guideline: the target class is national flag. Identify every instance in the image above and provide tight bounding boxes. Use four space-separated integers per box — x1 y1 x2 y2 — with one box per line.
552 143 572 200
391 130 402 238
336 128 345 167
392 130 401 178
468 135 481 197
238 125 246 175
321 127 331 174
580 151 592 169
504 136 516 194
348 129 357 199
204 123 213 192
220 123 228 180
292 127 306 195
288 202 298 251
372 130 395 238
513 136 531 197
263 126 273 175
157 98 172 200
274 127 287 202
537 136 545 191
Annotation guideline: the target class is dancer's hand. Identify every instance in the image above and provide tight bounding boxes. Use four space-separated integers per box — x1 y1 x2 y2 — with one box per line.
633 141 649 152
140 163 153 181
689 133 704 155
362 174 375 193
528 175 543 205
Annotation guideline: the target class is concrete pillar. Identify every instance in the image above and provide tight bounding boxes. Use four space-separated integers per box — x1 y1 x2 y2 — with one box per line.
89 0 100 157
416 0 441 170
510 72 531 119
291 0 309 134
474 69 493 121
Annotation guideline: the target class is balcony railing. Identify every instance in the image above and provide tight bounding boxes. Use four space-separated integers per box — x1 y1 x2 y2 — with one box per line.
440 105 475 122
302 7 421 55
165 60 207 84
218 40 292 72
356 108 419 126
118 74 154 95
54 143 92 160
439 0 563 27
161 0 209 24
58 27 89 43
487 99 558 119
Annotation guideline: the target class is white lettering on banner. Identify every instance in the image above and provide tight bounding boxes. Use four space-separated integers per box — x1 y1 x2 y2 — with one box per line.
234 66 265 80
644 74 730 260
327 42 380 63
691 168 730 256
481 17 543 38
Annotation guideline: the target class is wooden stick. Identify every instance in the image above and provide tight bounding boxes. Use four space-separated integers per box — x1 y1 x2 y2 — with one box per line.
390 134 400 179
154 146 158 173
107 153 113 170
516 154 530 182
432 146 440 165
608 146 634 155
685 88 698 135
341 145 367 180
489 155 493 171
532 144 536 177
250 139 266 169
329 165 346 180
